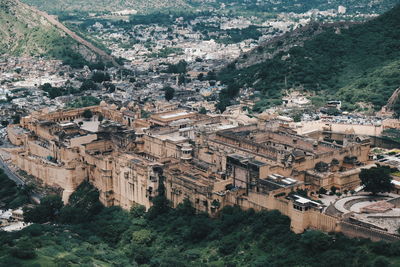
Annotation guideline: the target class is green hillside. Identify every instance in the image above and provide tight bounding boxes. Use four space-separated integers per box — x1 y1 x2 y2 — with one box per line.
0 0 94 67
21 0 400 14
1 0 62 55
218 4 400 112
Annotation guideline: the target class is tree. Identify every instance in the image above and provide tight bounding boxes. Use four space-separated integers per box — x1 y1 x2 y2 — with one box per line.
40 83 63 99
206 71 217 81
10 239 37 260
199 107 207 114
80 80 98 91
83 109 93 119
12 114 21 124
104 82 116 92
318 187 327 194
166 60 187 74
89 61 105 70
178 74 186 85
216 99 229 113
372 256 390 267
330 186 338 194
91 71 111 83
325 107 341 116
132 229 154 245
359 166 394 195
130 205 146 218
58 181 103 224
299 230 332 254
39 83 52 91
293 113 302 122
24 195 63 223
146 174 169 220
164 86 175 101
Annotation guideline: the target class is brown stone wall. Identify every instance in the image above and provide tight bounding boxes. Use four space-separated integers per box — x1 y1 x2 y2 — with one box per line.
111 157 158 211
12 153 87 202
339 221 400 242
7 125 25 146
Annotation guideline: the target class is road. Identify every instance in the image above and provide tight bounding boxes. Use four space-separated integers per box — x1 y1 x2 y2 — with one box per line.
0 140 42 203
0 157 25 186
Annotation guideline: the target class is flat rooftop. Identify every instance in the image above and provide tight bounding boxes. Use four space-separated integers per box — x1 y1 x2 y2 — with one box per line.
160 112 189 119
150 110 197 123
258 174 301 191
218 126 340 155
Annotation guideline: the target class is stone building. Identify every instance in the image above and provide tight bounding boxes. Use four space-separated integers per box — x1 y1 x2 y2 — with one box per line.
198 124 370 192
7 105 382 236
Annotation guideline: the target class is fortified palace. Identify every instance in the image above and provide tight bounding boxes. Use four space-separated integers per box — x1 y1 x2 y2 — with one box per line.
8 102 398 240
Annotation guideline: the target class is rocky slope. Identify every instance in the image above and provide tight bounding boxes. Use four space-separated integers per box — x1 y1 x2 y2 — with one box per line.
0 0 64 56
0 0 113 67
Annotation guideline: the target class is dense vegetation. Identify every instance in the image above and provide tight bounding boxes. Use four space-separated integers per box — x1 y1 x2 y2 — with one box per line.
164 86 175 101
39 70 110 99
191 22 263 44
39 83 79 99
1 179 400 266
360 166 395 195
0 169 31 210
218 5 400 112
66 96 101 108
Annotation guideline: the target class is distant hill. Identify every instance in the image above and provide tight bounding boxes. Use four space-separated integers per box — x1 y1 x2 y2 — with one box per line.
218 4 400 112
0 0 112 67
21 0 190 13
21 0 400 14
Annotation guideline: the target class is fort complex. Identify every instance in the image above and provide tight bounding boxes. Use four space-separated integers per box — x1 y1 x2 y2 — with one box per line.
6 104 400 241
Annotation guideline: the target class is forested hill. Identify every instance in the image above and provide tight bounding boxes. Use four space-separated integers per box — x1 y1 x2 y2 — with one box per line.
0 0 101 68
218 4 400 112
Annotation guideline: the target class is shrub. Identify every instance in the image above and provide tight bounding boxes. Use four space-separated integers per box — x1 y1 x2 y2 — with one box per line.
318 187 327 194
132 229 154 245
83 109 93 119
10 241 37 260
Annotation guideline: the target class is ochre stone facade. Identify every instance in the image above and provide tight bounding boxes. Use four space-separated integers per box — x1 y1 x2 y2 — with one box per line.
9 105 385 238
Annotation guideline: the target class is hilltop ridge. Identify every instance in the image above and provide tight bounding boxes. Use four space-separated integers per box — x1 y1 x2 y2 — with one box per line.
20 0 400 14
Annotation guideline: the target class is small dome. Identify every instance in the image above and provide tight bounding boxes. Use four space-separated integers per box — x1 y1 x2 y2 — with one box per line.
100 101 107 107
